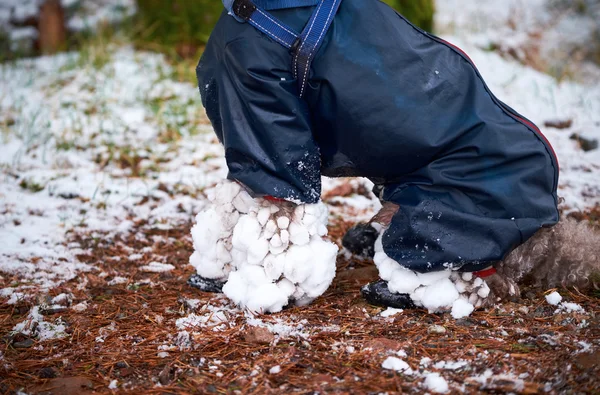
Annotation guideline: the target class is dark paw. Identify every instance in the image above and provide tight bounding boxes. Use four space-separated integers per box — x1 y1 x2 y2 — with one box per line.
187 274 225 293
342 223 379 258
361 280 416 309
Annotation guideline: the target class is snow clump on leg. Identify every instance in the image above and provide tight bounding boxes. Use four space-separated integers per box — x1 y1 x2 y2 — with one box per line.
190 180 338 313
372 232 490 318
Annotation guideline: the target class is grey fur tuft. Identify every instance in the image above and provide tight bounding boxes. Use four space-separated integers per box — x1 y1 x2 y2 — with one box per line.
498 218 600 291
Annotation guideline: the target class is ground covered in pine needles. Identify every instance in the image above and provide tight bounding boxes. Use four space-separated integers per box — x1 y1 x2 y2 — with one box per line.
1 213 599 394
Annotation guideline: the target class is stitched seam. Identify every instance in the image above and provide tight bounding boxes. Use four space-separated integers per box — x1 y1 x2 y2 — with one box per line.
256 9 298 38
249 17 292 47
293 0 324 78
294 1 323 79
300 0 337 96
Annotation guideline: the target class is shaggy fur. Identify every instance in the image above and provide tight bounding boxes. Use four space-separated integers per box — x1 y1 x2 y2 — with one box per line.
497 217 600 294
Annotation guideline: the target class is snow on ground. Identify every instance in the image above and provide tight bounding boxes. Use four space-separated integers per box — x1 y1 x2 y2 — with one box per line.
436 0 600 84
546 291 563 305
0 47 225 298
424 372 449 393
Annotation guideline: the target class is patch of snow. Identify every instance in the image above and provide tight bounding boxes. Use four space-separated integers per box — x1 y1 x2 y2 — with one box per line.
1 289 27 305
183 298 203 310
424 372 449 393
433 360 469 370
108 380 118 390
139 262 175 273
176 305 230 331
469 371 526 392
545 291 562 305
12 306 67 341
108 276 128 286
269 365 281 374
575 341 593 354
245 315 310 341
380 307 403 317
51 293 72 305
382 357 414 375
71 301 88 312
436 0 600 84
555 302 586 314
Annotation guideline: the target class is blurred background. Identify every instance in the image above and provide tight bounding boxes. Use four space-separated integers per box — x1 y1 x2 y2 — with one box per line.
0 0 435 60
0 0 599 81
0 0 438 87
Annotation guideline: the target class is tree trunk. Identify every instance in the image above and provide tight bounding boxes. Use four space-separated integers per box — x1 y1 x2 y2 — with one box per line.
38 0 66 54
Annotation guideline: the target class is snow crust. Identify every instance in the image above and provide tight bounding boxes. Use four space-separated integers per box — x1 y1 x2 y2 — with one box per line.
189 180 338 313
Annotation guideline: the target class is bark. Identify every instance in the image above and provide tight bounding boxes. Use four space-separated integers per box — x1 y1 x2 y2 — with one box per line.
38 0 66 54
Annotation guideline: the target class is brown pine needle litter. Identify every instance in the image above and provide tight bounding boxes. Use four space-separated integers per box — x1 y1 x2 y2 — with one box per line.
1 208 599 394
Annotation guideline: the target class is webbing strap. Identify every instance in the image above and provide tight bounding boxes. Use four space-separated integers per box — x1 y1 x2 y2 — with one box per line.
228 0 342 97
293 0 342 97
253 0 319 10
231 0 299 49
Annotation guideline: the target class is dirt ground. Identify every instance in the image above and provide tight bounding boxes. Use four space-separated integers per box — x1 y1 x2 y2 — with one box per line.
1 212 599 395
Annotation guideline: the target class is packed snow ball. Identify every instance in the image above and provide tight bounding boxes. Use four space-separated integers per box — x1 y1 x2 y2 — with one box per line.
189 180 338 313
373 234 490 318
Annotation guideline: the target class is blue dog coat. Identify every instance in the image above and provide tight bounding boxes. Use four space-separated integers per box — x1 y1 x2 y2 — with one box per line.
197 0 559 272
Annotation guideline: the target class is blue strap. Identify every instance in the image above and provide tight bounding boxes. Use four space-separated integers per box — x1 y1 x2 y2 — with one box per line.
225 0 342 97
228 0 299 49
254 0 319 10
249 8 299 49
293 0 342 97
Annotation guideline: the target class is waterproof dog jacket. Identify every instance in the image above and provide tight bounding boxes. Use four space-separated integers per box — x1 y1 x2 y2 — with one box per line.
197 0 560 272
